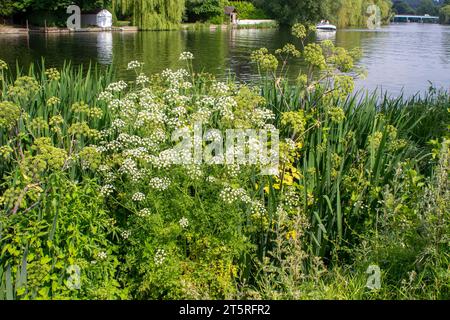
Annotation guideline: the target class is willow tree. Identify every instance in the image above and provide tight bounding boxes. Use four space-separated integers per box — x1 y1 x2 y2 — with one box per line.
330 0 392 28
113 0 185 30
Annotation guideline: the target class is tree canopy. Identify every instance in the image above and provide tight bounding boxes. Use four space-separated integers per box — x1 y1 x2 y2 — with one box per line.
253 0 393 27
0 0 110 16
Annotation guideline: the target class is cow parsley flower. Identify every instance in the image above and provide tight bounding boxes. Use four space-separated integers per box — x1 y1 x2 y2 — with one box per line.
127 60 143 70
154 249 167 265
106 80 128 93
136 73 150 85
100 184 114 197
132 192 146 202
179 51 194 61
149 177 171 191
97 251 107 260
137 208 151 217
179 217 189 229
220 186 248 204
98 91 114 102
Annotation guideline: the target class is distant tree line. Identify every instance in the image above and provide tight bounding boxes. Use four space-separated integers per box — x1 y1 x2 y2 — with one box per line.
393 0 449 15
2 0 449 29
0 0 111 25
393 0 450 23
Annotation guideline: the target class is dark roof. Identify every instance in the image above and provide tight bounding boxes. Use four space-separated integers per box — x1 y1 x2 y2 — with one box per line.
224 6 237 15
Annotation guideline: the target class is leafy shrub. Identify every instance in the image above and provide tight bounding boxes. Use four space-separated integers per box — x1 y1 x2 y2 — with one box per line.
227 1 269 19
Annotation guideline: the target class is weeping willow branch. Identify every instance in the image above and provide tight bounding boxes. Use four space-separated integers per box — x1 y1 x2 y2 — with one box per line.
112 0 185 30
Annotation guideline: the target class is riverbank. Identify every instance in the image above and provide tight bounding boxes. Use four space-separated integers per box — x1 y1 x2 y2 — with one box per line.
0 25 28 34
0 19 277 34
0 25 139 34
181 20 278 31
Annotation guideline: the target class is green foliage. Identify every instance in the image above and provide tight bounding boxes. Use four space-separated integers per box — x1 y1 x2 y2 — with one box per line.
440 4 450 23
185 0 225 23
113 0 185 30
254 0 324 25
393 0 417 14
332 0 393 28
0 0 111 17
254 0 392 27
416 0 439 15
227 1 268 19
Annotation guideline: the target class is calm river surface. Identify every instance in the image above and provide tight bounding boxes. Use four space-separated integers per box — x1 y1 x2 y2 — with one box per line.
0 23 449 96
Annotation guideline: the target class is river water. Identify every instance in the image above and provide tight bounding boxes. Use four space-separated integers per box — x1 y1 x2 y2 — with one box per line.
0 23 449 96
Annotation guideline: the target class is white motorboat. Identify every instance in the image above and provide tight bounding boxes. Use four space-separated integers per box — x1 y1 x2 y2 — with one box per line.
316 21 337 31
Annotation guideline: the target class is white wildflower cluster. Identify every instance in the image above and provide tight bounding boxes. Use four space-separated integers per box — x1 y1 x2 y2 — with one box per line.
135 109 167 128
136 73 150 86
198 96 215 108
215 96 236 121
137 208 151 217
132 192 146 202
264 124 277 131
220 186 251 205
149 177 171 191
102 139 122 153
186 165 203 180
154 248 167 265
106 80 128 93
192 108 213 123
206 176 217 183
149 149 178 169
107 99 122 112
100 184 114 197
233 134 264 165
123 147 148 159
163 88 190 106
97 251 107 260
119 98 139 120
285 138 297 151
98 91 114 103
211 82 229 95
204 130 225 164
98 164 111 173
127 60 143 70
250 200 267 216
161 68 190 90
119 158 143 182
252 108 276 128
116 133 152 149
104 172 116 184
226 164 241 178
111 119 126 130
282 188 300 209
179 51 194 61
179 217 189 229
275 204 287 217
138 87 155 99
121 230 131 239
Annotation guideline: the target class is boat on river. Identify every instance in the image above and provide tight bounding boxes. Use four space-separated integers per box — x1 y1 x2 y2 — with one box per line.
316 21 337 31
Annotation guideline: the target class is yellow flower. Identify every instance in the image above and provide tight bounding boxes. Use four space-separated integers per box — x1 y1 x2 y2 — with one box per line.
286 230 297 240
